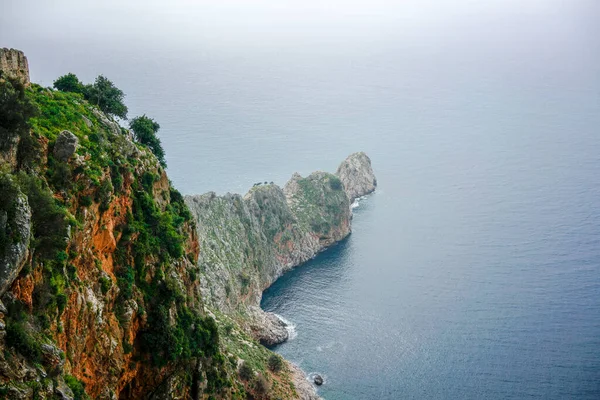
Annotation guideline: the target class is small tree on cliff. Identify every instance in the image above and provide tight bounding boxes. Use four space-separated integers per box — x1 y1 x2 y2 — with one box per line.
0 74 38 151
85 75 128 119
53 73 85 94
129 115 166 166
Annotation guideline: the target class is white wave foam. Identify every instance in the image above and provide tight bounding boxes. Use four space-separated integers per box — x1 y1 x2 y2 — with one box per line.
274 313 297 340
351 199 360 209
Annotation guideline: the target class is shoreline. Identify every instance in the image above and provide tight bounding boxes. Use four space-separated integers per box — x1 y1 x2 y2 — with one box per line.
185 152 377 399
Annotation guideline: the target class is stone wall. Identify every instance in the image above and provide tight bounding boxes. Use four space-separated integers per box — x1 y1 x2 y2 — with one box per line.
0 48 30 84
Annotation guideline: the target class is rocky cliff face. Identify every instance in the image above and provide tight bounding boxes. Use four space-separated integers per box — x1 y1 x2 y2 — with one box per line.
185 158 375 400
0 48 29 84
185 155 376 347
0 51 376 400
0 79 232 399
336 152 377 203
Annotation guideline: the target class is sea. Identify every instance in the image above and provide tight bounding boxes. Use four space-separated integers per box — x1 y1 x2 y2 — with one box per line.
2 0 599 398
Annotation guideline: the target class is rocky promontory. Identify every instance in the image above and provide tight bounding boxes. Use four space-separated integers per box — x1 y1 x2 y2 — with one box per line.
186 154 376 343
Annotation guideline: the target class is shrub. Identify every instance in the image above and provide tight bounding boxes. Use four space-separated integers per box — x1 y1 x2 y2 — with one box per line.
238 361 253 381
0 75 38 151
17 173 68 261
254 373 269 395
99 275 112 295
267 354 283 373
64 375 89 400
5 321 42 362
329 176 343 191
53 73 85 95
97 178 113 212
79 195 93 207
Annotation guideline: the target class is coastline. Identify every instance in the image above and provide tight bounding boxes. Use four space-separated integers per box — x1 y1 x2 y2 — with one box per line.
185 152 377 399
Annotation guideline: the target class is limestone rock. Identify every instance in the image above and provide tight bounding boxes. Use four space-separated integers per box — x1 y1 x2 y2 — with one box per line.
0 189 31 296
287 362 321 400
92 108 121 136
248 306 289 346
335 152 377 202
53 130 79 162
41 343 65 376
0 48 29 84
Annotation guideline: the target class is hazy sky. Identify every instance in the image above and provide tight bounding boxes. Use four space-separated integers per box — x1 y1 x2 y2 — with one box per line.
2 0 598 51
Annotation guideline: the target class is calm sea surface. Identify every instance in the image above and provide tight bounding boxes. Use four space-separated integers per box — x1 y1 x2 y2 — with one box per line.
3 1 600 398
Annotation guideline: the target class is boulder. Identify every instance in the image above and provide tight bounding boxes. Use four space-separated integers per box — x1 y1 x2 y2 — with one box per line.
313 374 323 386
247 307 289 346
53 130 78 162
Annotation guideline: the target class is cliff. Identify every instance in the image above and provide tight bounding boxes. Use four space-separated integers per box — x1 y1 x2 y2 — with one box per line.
0 50 376 400
0 66 232 399
0 48 29 84
185 154 376 345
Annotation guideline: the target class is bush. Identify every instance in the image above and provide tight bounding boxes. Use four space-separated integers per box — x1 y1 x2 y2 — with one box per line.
99 275 112 295
238 361 253 381
96 178 113 212
268 354 283 373
64 375 89 400
5 321 42 362
79 195 93 207
17 173 68 261
0 75 38 151
329 176 343 191
53 73 85 95
254 373 269 395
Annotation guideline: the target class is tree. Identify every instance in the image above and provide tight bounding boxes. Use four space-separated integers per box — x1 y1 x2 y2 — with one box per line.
129 115 166 166
0 74 38 151
85 75 128 119
267 354 283 373
53 73 84 94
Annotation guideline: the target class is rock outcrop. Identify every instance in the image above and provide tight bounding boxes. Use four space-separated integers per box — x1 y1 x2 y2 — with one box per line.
0 48 30 84
53 130 79 162
0 181 31 296
336 151 377 202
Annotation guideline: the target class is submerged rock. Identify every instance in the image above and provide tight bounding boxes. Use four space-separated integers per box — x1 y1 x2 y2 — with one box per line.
336 151 377 202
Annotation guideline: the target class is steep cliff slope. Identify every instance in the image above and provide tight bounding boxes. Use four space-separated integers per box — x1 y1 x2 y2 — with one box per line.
0 57 235 399
0 50 376 400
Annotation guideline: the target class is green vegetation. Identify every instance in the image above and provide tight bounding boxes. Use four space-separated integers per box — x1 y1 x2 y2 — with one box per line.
85 75 128 119
238 362 253 381
53 73 127 119
268 354 283 373
0 67 248 398
64 375 89 400
0 75 38 151
129 115 165 166
5 320 42 363
53 73 85 95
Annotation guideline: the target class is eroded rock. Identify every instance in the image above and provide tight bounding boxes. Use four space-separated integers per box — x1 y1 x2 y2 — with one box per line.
53 130 79 162
336 152 377 202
